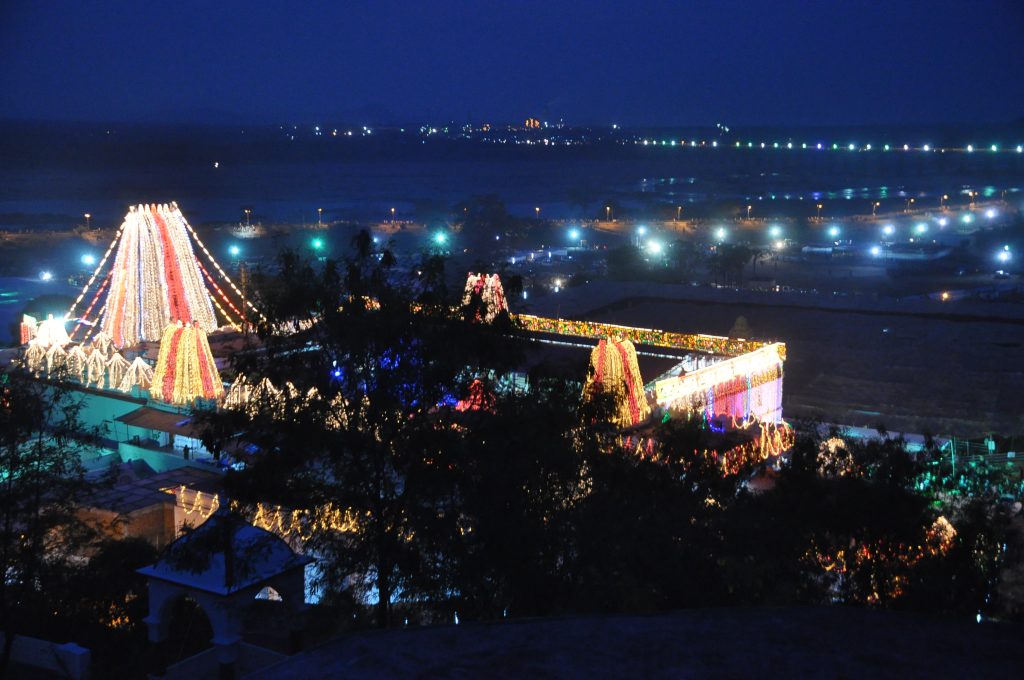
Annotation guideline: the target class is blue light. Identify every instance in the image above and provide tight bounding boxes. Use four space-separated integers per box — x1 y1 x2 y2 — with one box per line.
568 228 580 240
229 245 241 256
433 232 447 245
81 254 96 266
870 245 882 257
828 226 840 238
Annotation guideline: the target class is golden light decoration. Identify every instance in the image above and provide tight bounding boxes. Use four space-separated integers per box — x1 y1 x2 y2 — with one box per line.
86 347 108 387
23 342 46 376
150 322 224 405
117 356 154 393
516 314 785 359
462 273 509 323
106 352 132 391
583 337 651 428
45 343 67 375
65 345 88 383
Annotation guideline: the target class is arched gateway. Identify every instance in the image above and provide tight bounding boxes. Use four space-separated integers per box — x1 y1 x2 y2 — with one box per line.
138 510 312 679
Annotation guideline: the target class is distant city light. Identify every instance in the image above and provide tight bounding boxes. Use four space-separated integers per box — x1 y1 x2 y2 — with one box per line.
568 228 580 240
433 232 447 245
884 144 890 151
228 245 241 256
769 225 782 238
937 217 948 227
647 240 663 255
773 240 785 250
81 254 96 266
311 238 324 250
990 144 998 152
715 227 727 241
870 246 882 257
846 143 854 151
997 249 1011 263
816 143 823 150
882 224 895 236
903 144 909 151
962 214 973 224
985 209 997 219
922 144 930 151
914 223 927 234
637 225 647 236
1017 145 1023 153
967 144 974 152
828 226 840 238
39 271 53 281
865 144 871 150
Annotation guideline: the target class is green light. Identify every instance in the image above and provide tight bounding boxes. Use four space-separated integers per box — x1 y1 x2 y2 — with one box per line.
832 143 838 150
311 238 324 250
433 232 448 245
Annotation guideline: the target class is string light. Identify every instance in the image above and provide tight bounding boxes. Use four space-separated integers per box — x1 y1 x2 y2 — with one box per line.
515 315 783 358
151 322 224 405
583 338 650 427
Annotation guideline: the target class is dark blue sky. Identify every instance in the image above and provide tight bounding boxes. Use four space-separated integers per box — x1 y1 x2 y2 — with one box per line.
2 0 1022 127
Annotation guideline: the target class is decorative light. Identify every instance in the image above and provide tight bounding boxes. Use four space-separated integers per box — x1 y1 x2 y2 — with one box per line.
150 322 224 404
583 338 650 427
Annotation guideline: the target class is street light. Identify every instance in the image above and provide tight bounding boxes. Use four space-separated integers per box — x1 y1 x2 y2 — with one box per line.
317 207 323 227
83 213 91 229
882 224 895 238
311 237 324 251
914 223 927 235
390 207 396 222
715 227 727 242
828 225 840 238
605 205 611 221
433 232 448 246
647 240 663 255
872 201 880 216
243 208 251 227
229 244 241 257
535 206 541 219
81 253 96 266
940 194 948 209
816 203 823 220
676 205 682 221
905 197 915 212
769 225 782 238
747 205 752 219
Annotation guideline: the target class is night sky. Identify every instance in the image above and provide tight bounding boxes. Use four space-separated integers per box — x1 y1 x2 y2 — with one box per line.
2 0 1022 127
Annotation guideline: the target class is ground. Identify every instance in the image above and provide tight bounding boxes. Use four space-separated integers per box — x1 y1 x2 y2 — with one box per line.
246 607 1024 679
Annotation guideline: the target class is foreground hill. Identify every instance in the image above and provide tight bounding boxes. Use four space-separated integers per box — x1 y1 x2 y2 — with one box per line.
248 606 1023 679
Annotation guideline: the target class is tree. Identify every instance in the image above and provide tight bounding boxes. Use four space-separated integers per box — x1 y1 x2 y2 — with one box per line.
0 370 97 673
204 234 523 627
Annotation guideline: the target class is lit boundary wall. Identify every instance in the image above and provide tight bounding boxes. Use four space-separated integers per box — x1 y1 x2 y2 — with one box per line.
514 315 784 358
653 343 785 424
515 315 786 424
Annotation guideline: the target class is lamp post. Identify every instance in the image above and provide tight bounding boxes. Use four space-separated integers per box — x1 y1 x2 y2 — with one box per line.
747 205 752 220
605 205 612 222
535 206 541 220
390 207 396 223
676 205 682 222
243 208 251 227
84 213 91 229
317 207 323 227
816 203 823 220
872 201 880 216
905 197 914 213
940 194 949 209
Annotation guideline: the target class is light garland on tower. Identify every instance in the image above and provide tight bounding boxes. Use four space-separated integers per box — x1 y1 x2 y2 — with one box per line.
462 273 509 323
150 322 224 405
98 204 223 347
117 356 154 393
582 337 651 428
